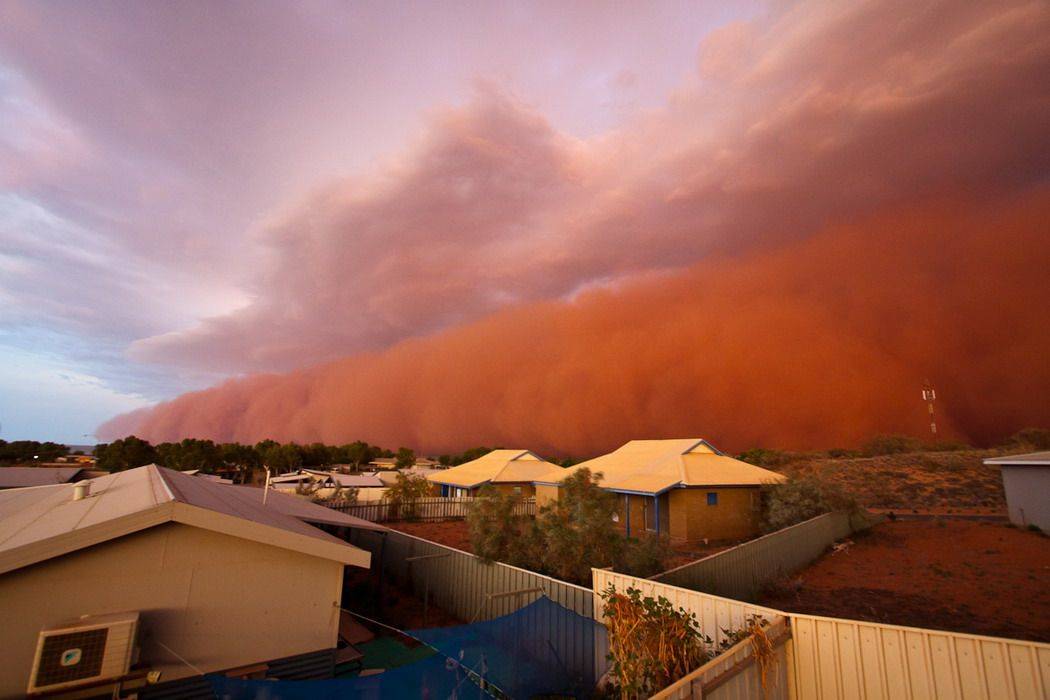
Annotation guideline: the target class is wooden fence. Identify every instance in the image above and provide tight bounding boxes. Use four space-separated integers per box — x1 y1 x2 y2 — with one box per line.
329 496 535 522
651 510 874 601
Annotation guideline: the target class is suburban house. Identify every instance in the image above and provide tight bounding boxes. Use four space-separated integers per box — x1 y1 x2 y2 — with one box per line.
0 466 85 489
983 451 1050 531
0 464 385 697
534 439 786 543
368 456 442 470
427 450 560 498
270 469 386 498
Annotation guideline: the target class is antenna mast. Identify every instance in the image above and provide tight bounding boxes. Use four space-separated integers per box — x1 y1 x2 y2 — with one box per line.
922 381 937 435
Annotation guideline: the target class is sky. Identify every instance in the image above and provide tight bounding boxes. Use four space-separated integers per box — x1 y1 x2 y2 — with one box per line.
2 0 1049 452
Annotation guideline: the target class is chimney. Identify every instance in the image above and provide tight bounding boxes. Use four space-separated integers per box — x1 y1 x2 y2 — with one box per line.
72 482 91 501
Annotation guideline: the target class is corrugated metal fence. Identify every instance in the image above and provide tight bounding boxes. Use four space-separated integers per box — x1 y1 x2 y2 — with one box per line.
593 569 1050 700
651 510 873 601
789 614 1050 700
330 496 535 522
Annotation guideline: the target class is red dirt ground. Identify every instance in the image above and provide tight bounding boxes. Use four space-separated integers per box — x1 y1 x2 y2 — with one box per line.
758 519 1050 642
389 520 475 552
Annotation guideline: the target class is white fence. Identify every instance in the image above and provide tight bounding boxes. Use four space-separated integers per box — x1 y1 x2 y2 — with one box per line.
789 614 1050 700
593 568 1050 700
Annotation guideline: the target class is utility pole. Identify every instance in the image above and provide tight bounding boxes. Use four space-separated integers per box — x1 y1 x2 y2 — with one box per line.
922 381 937 435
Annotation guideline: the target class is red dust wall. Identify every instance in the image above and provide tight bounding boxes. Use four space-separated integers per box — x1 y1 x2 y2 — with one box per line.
102 191 1050 456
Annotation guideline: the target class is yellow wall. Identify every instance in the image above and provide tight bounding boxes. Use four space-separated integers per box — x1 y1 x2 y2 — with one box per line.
490 482 535 498
612 494 670 536
535 484 560 508
0 523 343 697
668 487 761 543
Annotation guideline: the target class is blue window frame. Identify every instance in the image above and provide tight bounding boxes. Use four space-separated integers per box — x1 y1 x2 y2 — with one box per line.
707 492 718 506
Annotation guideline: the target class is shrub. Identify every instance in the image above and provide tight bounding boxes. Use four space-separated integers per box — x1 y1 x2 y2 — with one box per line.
761 474 856 532
861 434 922 456
738 448 791 467
600 585 713 698
621 534 673 579
382 473 431 519
1001 427 1050 451
466 469 671 583
466 486 534 563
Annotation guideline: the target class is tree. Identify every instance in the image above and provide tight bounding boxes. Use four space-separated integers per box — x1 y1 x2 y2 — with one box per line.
395 446 416 469
761 474 855 532
467 486 540 565
156 438 221 472
537 468 626 583
95 436 157 472
342 441 380 472
382 473 431 519
0 440 69 463
221 443 263 484
261 443 303 474
466 468 670 583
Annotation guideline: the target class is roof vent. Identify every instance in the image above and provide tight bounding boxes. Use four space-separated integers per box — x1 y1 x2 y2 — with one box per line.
72 482 91 501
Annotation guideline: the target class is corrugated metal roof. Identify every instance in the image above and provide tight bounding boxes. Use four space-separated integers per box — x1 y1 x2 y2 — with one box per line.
0 467 83 488
0 464 379 575
427 450 560 489
984 451 1050 466
536 439 786 494
303 470 385 488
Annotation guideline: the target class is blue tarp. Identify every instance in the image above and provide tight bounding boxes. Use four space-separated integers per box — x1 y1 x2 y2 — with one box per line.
208 596 606 699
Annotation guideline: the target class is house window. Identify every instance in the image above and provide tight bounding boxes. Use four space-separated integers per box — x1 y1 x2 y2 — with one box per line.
513 486 522 496
707 492 718 506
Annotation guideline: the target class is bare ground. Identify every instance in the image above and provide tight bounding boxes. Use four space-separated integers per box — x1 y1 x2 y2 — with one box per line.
758 520 1050 642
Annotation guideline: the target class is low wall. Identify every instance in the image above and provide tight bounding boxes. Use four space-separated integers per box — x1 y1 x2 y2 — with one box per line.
651 510 874 601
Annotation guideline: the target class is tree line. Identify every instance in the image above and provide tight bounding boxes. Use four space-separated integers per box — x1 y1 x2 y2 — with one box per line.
0 440 71 464
90 436 539 483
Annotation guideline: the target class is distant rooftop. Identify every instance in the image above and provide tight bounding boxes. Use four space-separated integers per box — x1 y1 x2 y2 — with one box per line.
984 451 1050 466
0 467 83 489
0 464 385 575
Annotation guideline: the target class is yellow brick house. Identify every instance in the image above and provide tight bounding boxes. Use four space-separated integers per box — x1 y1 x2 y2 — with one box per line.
427 449 560 498
534 439 786 544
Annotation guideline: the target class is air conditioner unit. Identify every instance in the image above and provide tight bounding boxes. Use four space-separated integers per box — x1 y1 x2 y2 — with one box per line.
27 611 139 695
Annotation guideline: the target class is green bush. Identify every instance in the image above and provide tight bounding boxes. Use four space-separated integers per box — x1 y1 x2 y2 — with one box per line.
761 474 856 532
861 434 922 456
1001 427 1050 451
737 448 791 467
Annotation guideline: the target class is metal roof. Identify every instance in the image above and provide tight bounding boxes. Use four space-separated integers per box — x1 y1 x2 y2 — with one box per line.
0 464 381 575
0 467 83 489
535 439 787 494
427 450 560 489
983 451 1050 466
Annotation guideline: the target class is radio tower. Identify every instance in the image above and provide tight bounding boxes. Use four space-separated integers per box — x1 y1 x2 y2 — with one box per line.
922 381 937 435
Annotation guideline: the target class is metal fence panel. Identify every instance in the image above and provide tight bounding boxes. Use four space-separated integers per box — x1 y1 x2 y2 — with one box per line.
651 511 872 601
789 614 1050 700
591 569 783 650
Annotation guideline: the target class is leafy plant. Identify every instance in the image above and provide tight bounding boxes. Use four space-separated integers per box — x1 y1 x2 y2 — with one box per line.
382 473 431 519
761 474 856 532
861 434 922 456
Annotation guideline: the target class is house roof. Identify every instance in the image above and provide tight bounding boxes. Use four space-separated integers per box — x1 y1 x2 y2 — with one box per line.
535 439 787 495
0 464 381 576
427 450 560 489
984 451 1050 466
303 470 386 488
0 467 84 489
